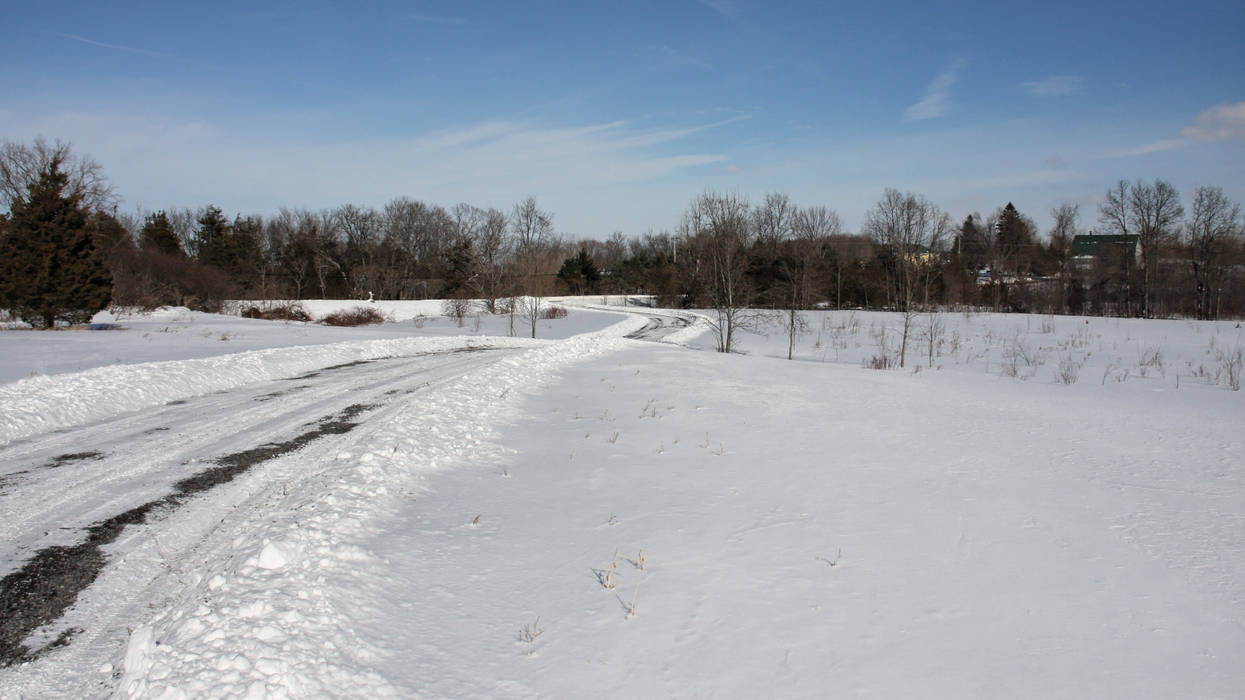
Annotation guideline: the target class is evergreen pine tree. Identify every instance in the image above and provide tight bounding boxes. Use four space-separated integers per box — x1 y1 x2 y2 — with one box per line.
440 237 478 297
139 210 184 256
0 156 112 327
193 205 230 265
557 255 585 293
955 215 987 265
995 202 1036 276
577 249 601 293
191 208 262 293
557 248 601 295
224 215 264 291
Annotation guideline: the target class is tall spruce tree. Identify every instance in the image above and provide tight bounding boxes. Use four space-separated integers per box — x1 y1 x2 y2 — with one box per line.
193 205 230 264
955 214 989 271
139 210 184 256
0 156 112 327
556 248 601 294
440 236 478 297
995 202 1035 276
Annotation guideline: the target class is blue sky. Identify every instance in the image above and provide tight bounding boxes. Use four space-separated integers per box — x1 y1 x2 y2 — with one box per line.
3 0 1243 238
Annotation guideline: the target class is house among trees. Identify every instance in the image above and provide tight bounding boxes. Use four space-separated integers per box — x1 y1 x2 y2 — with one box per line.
1070 233 1143 316
1071 233 1140 267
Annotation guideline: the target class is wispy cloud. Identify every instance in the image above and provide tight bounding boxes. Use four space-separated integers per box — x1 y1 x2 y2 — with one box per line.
57 31 358 98
1105 138 1187 159
1022 75 1084 97
613 116 750 149
1105 100 1245 159
0 107 732 230
401 14 468 25
1181 101 1245 141
904 59 965 122
642 45 712 72
699 0 745 21
56 33 209 68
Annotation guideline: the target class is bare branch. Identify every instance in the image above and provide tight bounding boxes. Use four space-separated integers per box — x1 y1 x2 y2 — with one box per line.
0 138 117 212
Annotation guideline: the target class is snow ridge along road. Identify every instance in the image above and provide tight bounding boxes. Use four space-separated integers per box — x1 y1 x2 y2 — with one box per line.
0 313 648 698
0 336 520 447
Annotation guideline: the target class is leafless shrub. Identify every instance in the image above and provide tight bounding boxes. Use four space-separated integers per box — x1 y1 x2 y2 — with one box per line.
947 330 961 357
442 298 475 326
1056 356 1081 385
1101 365 1130 384
1218 348 1242 391
517 617 544 645
320 306 386 326
920 313 945 367
869 321 893 364
864 354 892 370
1002 335 1043 378
241 303 310 322
541 305 568 320
1138 346 1164 375
1001 353 1020 378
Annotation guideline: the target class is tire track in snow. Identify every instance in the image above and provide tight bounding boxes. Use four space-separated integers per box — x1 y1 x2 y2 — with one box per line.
0 348 505 570
0 346 521 684
0 336 518 447
0 402 377 666
110 329 639 699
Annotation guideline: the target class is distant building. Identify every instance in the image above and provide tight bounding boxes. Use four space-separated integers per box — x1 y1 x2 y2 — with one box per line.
1071 233 1140 274
1070 233 1142 316
1071 233 1140 263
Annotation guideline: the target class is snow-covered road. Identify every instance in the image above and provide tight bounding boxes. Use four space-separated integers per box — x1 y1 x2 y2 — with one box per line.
0 347 516 576
0 344 540 688
1 310 655 697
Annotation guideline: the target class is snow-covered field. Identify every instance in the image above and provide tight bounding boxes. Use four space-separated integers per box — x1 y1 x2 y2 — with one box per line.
1 301 1242 698
0 299 619 385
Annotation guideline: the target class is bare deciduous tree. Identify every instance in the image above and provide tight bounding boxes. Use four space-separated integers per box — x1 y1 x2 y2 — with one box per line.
510 196 553 253
775 205 841 359
510 196 554 337
683 191 753 353
0 138 117 212
1098 180 1130 240
476 207 511 312
1099 179 1183 317
751 192 795 251
335 204 383 296
1186 186 1242 320
862 188 950 367
1128 179 1184 317
1048 202 1080 313
1096 181 1139 316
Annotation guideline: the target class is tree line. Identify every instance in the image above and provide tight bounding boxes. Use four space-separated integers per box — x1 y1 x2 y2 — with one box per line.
1 138 1242 331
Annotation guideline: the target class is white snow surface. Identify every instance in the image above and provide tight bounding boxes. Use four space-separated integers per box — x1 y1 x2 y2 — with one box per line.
1 303 1243 698
111 322 647 699
0 302 625 445
0 300 620 385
